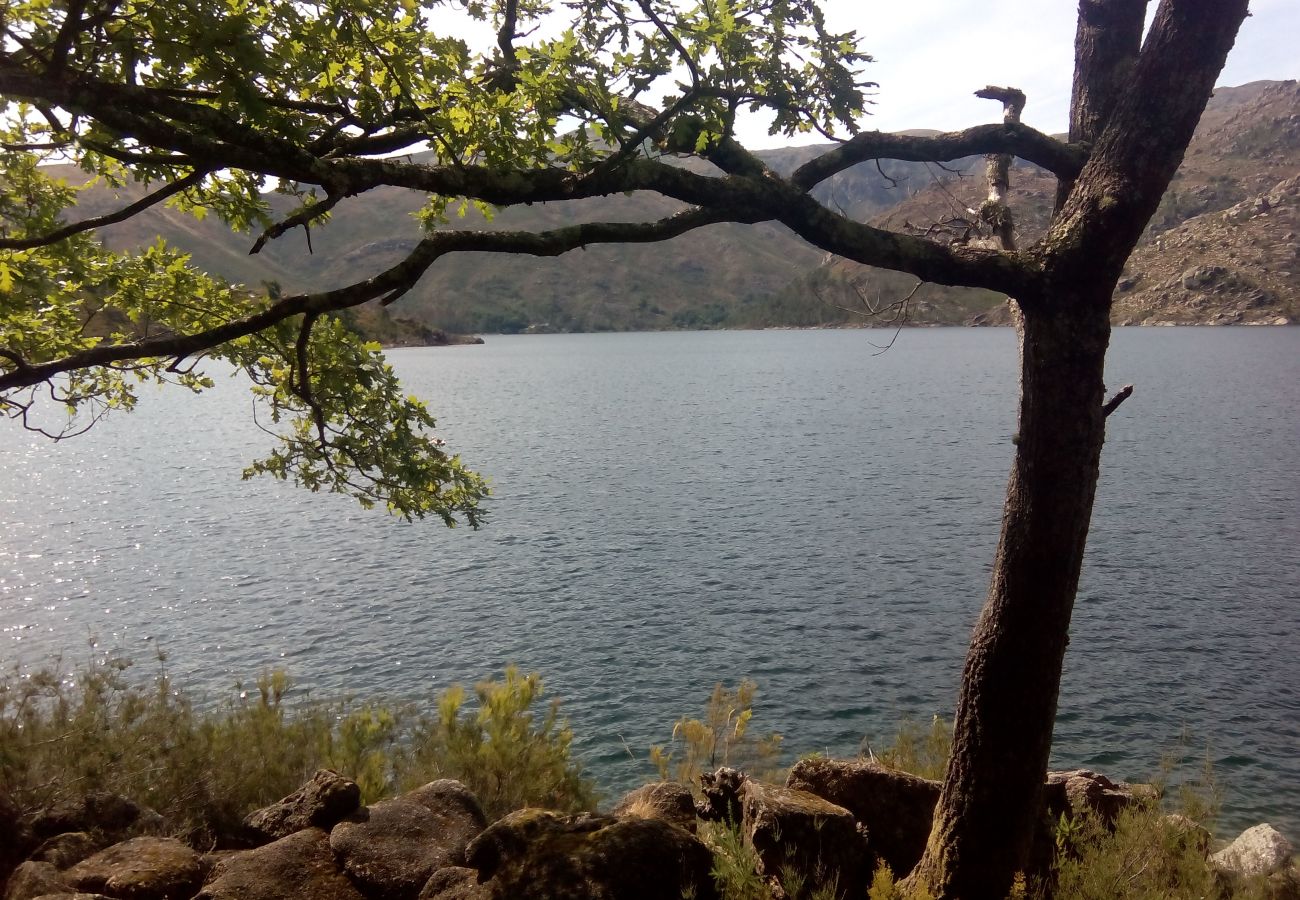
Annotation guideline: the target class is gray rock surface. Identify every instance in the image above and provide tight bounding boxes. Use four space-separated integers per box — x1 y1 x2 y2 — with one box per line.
787 757 939 877
329 781 487 900
3 862 70 900
1211 823 1296 879
28 795 157 843
463 809 717 900
65 836 203 900
416 867 488 900
741 780 867 897
196 828 364 900
243 770 361 842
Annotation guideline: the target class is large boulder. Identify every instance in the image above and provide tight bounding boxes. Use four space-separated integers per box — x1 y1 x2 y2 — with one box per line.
459 809 717 900
196 828 364 900
787 757 939 878
242 770 360 843
697 768 748 825
329 781 487 900
3 862 70 900
64 836 203 900
740 780 868 898
1211 823 1295 879
611 784 697 835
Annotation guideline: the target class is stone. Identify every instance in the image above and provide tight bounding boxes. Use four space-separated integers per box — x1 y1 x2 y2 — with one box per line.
329 780 487 900
787 757 939 878
1181 264 1227 290
3 862 70 900
1210 823 1295 879
416 867 489 900
1 791 35 888
65 836 203 900
243 770 361 842
611 783 697 834
30 834 104 870
1042 770 1148 825
196 828 364 900
463 808 717 900
740 780 867 897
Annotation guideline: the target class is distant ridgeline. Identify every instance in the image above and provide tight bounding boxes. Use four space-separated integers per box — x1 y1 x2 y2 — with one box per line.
59 81 1299 336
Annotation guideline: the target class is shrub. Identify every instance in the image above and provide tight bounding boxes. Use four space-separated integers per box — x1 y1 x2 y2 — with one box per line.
398 665 596 819
861 715 952 781
650 679 784 786
0 660 593 839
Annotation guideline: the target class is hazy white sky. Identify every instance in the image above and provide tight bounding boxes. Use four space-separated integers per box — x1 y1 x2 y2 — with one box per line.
735 0 1299 146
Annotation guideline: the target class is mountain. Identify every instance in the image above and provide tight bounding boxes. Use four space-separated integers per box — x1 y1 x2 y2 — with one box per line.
773 81 1300 327
49 81 1299 333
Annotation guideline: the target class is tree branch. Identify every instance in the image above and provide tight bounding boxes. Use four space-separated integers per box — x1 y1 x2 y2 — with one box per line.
790 124 1088 192
0 207 742 393
0 170 205 250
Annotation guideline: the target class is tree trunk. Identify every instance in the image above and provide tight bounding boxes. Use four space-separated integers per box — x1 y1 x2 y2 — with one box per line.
906 2 1250 897
906 291 1111 899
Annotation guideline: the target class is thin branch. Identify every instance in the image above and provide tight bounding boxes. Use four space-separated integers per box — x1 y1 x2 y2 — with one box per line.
1102 384 1133 417
249 192 343 255
0 170 205 250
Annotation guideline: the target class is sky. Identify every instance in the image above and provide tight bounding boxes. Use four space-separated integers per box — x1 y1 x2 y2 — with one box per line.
732 0 1300 147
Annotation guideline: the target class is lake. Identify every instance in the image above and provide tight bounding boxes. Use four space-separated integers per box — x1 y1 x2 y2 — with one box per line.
2 327 1297 837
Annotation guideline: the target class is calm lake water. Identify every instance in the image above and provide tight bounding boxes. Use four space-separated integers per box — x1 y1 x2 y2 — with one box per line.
2 328 1297 836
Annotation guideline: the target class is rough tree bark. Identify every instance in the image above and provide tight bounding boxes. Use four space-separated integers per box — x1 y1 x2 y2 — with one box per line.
907 2 1250 897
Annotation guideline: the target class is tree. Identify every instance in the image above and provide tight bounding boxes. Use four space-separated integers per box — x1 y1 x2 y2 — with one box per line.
0 0 1250 895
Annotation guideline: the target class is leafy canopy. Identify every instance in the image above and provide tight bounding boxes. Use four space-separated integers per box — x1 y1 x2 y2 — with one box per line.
0 0 871 521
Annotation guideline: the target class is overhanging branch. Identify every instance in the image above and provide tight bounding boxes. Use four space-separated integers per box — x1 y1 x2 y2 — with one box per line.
790 123 1089 192
0 206 741 394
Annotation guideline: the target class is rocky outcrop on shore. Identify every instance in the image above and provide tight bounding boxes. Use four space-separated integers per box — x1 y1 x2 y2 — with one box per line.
2 765 1296 900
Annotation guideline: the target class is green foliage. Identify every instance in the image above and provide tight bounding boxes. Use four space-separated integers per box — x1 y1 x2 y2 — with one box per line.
650 679 784 786
863 715 952 781
2 0 873 520
0 660 592 839
703 819 772 900
399 666 596 819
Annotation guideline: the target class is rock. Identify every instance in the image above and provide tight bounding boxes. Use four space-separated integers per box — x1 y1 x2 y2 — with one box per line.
463 808 717 900
787 757 939 878
28 795 157 843
1 792 35 888
1182 265 1227 290
196 828 364 900
24 894 117 900
3 862 71 900
416 867 489 900
329 781 487 900
1211 823 1295 879
30 835 104 871
611 784 697 834
740 780 867 897
243 770 361 842
65 836 203 900
1042 770 1149 825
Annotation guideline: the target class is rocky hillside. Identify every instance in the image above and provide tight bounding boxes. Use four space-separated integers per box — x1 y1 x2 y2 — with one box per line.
51 81 1299 332
777 81 1300 328
1113 175 1300 325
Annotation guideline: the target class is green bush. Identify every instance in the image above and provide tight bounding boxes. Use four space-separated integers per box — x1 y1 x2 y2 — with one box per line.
862 716 952 781
0 660 593 839
650 679 784 787
398 666 596 819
